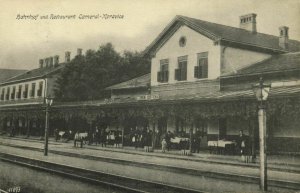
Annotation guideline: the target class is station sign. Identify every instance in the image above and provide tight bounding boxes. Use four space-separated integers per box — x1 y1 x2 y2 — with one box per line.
136 94 159 100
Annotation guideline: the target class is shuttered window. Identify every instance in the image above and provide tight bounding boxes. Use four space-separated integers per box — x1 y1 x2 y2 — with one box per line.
175 56 187 81
195 52 208 79
157 59 169 83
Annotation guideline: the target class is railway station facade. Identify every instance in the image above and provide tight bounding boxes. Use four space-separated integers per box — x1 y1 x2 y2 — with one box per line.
1 13 300 153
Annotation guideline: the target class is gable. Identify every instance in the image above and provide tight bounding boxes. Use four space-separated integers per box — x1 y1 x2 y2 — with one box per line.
155 25 213 58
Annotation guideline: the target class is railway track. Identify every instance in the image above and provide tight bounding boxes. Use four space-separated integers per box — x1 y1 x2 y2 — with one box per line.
1 142 300 191
0 152 204 193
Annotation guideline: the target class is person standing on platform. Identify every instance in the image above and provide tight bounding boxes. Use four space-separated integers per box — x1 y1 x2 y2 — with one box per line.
100 128 106 147
161 138 167 153
193 128 201 153
94 127 100 145
54 128 59 142
237 130 247 155
74 131 83 148
115 130 120 147
165 131 174 151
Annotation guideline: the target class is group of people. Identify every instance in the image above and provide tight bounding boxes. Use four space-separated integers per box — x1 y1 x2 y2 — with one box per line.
161 130 174 152
237 130 251 156
128 128 153 149
56 127 251 158
161 129 202 153
77 128 123 148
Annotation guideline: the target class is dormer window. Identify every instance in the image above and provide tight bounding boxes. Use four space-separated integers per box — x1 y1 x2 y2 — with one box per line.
194 52 208 79
157 59 169 83
175 56 187 81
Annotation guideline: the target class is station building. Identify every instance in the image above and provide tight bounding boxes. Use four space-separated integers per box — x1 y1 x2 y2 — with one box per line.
0 52 71 136
1 13 300 153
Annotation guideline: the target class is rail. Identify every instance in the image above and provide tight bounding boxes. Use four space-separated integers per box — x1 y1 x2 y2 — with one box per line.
0 152 204 193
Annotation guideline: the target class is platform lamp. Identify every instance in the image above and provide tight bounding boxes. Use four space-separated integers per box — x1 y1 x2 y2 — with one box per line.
252 77 271 191
44 97 53 156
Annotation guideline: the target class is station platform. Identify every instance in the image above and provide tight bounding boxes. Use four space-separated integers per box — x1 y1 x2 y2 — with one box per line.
0 136 300 192
1 135 300 168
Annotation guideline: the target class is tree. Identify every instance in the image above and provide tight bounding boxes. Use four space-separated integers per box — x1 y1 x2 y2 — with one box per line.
54 43 150 101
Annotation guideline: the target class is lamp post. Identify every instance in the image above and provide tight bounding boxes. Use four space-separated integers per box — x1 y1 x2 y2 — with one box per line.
44 98 53 156
252 77 271 191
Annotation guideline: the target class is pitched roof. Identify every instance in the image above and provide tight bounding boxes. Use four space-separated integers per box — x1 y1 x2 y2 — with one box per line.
0 69 27 83
224 52 300 77
105 73 150 90
0 63 65 85
144 15 300 56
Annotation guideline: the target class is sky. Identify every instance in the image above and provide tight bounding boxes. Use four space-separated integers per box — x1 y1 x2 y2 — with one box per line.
0 0 300 70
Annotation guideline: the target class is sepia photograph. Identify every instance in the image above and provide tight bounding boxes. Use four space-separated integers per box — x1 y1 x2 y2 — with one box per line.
0 0 300 192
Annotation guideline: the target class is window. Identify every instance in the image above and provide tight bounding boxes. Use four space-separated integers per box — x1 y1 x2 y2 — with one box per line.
175 56 187 81
6 87 10 100
157 59 169 83
23 84 28 99
17 85 22 99
30 83 36 97
0 88 4 101
179 36 186 47
194 52 208 79
37 81 43 97
11 86 16 100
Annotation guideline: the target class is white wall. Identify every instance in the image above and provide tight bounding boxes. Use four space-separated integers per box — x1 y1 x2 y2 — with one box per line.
151 25 221 86
221 46 271 75
0 79 46 101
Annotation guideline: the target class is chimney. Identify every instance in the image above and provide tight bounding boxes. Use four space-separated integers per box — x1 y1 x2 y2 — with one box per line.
39 59 44 68
77 48 83 56
49 57 54 67
65 51 71 62
239 13 257 33
54 55 59 66
279 26 289 49
45 58 49 67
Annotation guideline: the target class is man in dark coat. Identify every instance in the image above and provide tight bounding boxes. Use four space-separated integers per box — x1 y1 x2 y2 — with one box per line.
237 130 247 155
193 128 201 153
